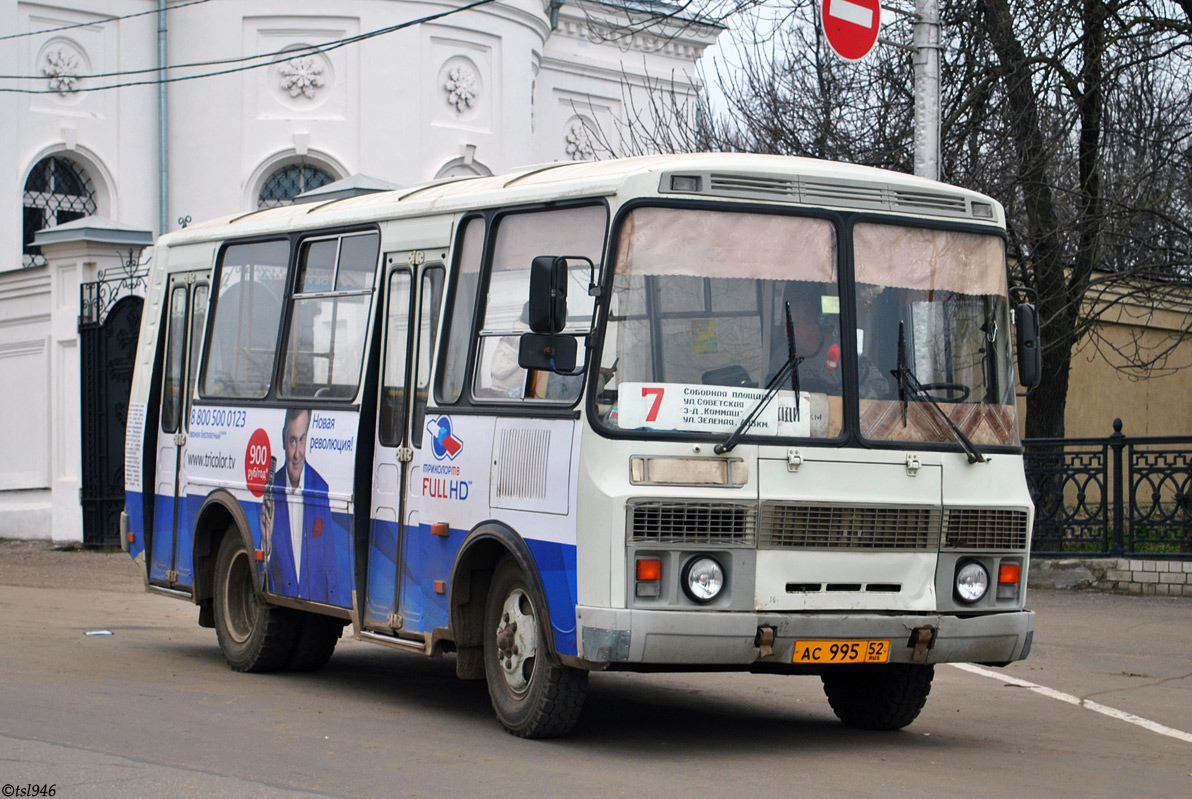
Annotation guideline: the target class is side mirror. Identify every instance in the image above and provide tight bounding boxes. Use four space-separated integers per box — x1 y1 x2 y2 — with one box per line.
1014 295 1042 392
518 332 577 373
529 256 568 334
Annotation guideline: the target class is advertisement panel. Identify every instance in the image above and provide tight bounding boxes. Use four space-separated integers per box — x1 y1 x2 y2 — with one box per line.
186 404 359 607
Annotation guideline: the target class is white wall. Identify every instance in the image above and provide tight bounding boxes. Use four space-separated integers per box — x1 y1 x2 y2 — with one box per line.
0 268 51 538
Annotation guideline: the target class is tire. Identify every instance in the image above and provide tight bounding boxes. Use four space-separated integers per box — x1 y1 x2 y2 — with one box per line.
285 612 345 672
821 664 935 730
483 557 588 738
212 532 298 672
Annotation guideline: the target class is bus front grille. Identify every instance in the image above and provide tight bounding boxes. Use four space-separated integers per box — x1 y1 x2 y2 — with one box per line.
628 501 757 546
944 508 1030 550
759 503 942 550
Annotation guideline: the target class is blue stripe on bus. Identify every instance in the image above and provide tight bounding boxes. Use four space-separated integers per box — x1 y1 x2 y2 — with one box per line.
365 516 400 627
149 493 174 583
398 520 462 635
148 492 197 587
125 490 145 559
525 537 579 658
374 520 578 657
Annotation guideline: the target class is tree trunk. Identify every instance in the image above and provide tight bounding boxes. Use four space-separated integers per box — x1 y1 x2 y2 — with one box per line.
982 0 1072 438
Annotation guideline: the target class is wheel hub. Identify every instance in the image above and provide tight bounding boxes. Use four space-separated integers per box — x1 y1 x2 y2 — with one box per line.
494 588 537 694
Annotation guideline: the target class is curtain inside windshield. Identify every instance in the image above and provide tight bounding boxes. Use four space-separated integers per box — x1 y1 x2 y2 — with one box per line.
598 208 843 439
852 223 1019 447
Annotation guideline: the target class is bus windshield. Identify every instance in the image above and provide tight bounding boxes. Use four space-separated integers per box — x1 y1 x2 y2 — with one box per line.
853 222 1019 447
594 206 1020 448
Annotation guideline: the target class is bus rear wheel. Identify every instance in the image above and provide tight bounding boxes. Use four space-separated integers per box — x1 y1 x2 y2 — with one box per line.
285 612 345 672
212 532 297 672
482 557 587 738
821 664 934 730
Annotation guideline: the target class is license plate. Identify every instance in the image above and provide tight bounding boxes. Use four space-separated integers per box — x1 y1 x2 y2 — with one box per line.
793 639 890 664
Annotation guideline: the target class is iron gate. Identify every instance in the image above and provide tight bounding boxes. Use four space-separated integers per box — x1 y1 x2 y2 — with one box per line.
1024 419 1192 556
79 259 146 547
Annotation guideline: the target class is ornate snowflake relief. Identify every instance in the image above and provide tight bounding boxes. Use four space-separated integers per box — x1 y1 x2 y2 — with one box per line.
266 45 334 113
43 48 81 95
279 55 326 99
444 65 479 114
565 119 595 162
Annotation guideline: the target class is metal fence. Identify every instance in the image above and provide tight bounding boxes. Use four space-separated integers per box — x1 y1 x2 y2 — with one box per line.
1023 419 1192 557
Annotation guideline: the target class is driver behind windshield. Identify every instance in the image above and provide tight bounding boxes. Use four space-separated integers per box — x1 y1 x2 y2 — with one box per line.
765 284 891 399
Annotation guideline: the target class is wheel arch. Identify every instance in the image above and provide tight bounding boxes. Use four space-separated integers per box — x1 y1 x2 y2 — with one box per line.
447 522 560 669
193 489 258 606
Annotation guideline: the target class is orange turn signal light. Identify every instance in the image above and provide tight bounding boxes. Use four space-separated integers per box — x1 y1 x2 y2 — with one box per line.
431 522 450 538
636 558 662 581
998 562 1021 585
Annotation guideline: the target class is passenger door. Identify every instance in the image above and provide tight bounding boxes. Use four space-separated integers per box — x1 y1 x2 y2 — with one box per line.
364 257 445 632
149 272 208 588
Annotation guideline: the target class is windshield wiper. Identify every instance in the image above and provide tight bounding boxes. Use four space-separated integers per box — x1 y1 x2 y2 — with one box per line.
715 302 802 455
892 322 987 464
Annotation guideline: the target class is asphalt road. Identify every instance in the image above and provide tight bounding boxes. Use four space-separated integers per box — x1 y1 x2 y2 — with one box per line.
1 540 1189 799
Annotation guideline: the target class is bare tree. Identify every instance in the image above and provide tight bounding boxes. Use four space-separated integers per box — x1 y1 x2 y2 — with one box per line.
973 0 1192 436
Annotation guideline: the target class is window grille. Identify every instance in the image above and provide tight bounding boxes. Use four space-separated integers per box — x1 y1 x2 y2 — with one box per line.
23 156 97 268
257 164 334 209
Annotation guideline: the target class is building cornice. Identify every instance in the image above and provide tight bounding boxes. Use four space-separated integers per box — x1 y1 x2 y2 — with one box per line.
419 0 552 41
538 54 703 93
548 1 720 62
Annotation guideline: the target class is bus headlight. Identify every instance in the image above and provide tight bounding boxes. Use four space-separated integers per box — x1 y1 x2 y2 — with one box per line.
681 556 724 603
955 561 990 604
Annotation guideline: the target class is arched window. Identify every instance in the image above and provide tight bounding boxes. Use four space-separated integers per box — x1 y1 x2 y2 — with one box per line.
257 163 335 209
23 155 97 268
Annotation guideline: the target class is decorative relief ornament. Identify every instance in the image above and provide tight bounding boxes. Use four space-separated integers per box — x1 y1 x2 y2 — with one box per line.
43 48 81 95
565 119 595 161
279 56 326 99
444 65 479 114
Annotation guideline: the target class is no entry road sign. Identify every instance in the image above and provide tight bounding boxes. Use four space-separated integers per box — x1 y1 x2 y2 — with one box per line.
821 0 882 62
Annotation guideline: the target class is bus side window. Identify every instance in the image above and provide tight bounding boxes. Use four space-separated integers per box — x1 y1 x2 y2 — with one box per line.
201 240 289 398
437 218 484 404
411 266 444 448
280 231 379 400
378 270 412 446
161 285 188 433
471 205 606 403
186 284 207 423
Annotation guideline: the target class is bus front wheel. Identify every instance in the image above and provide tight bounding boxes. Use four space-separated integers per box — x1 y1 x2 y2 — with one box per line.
482 557 587 738
821 664 934 730
212 532 297 672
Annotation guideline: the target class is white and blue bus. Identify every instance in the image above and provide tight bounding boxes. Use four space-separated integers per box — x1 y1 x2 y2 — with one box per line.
123 153 1040 738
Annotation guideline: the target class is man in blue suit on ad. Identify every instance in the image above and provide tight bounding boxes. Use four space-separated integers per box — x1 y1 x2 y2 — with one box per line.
260 408 350 606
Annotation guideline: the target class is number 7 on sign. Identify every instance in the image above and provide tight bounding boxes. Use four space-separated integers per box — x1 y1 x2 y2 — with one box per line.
641 387 665 422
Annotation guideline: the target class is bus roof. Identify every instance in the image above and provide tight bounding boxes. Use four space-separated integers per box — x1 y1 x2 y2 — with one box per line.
160 153 1003 247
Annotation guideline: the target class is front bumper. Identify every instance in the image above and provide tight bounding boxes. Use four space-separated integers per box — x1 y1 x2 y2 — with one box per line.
576 606 1035 667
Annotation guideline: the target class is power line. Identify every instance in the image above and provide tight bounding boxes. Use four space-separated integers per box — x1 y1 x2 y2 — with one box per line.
0 0 215 43
0 0 501 94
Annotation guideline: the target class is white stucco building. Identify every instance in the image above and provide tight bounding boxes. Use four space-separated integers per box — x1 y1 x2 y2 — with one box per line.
0 0 719 543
